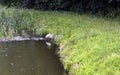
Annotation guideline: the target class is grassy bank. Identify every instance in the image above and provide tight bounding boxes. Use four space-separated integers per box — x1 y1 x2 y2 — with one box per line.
0 5 120 75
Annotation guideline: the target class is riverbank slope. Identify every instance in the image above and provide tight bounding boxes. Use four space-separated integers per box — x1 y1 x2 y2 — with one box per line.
0 5 120 75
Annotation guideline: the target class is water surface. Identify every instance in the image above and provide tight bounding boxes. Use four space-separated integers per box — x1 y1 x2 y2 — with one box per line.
0 40 67 75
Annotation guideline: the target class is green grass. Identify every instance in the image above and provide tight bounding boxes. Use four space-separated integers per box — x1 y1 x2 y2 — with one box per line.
0 5 120 75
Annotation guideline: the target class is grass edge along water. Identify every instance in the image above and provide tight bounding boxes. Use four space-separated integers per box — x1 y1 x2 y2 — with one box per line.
0 5 120 75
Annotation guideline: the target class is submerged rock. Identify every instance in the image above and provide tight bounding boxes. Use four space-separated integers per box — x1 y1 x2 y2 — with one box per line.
30 37 44 41
0 36 30 42
0 34 55 49
0 38 9 42
10 36 30 41
0 36 47 42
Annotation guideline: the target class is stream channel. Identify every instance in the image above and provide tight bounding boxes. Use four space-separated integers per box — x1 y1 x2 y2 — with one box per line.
0 40 67 75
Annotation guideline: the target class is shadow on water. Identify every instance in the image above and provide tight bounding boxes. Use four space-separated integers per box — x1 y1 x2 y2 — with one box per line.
0 40 68 75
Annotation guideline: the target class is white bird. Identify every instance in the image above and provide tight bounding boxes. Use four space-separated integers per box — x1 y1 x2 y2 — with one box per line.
45 33 54 49
45 33 54 41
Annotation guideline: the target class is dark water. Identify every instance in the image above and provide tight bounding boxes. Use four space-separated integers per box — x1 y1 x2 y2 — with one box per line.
0 40 67 75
